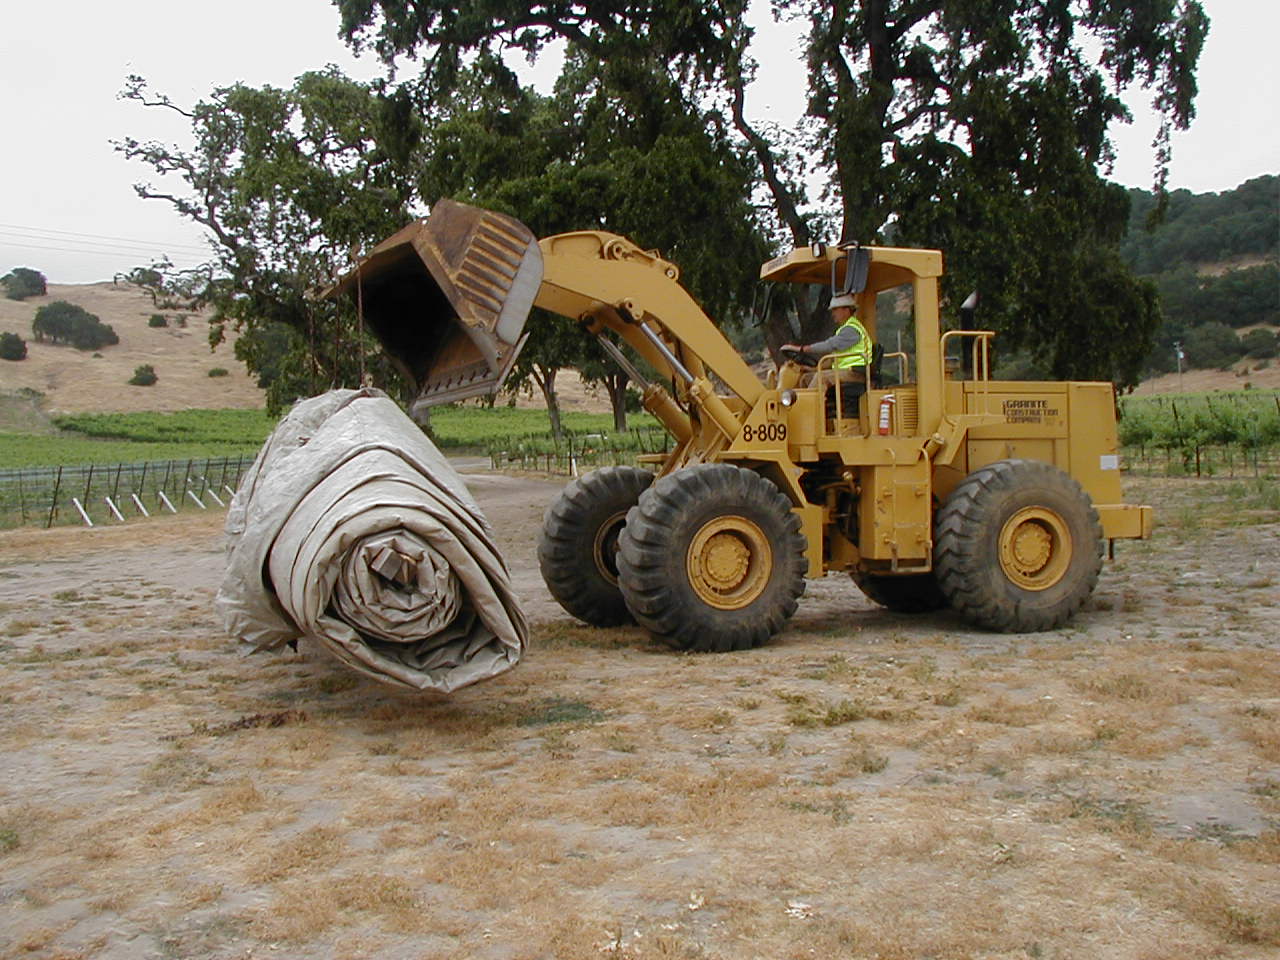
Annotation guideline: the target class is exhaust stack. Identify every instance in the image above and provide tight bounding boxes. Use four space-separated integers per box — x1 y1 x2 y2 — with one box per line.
324 199 541 417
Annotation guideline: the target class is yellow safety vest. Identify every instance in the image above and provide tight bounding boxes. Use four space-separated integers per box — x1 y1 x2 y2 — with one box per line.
832 317 873 370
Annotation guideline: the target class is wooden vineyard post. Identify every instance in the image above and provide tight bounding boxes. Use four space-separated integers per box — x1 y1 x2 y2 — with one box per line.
46 466 63 529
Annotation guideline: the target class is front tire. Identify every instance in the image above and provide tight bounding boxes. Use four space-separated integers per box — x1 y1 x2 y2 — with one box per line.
934 459 1102 632
617 464 807 652
538 466 653 627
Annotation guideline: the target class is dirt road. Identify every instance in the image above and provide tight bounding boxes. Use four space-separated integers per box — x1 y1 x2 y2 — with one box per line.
0 472 1277 959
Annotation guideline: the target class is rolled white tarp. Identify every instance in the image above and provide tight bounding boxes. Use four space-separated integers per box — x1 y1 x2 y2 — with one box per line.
215 388 527 694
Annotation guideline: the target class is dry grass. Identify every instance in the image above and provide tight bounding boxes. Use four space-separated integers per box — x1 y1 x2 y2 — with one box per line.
0 475 1276 958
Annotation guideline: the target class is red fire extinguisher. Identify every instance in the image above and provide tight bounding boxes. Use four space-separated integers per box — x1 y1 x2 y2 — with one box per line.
877 393 896 435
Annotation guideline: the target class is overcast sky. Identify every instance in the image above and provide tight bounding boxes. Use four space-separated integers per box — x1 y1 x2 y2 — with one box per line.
1 0 1276 284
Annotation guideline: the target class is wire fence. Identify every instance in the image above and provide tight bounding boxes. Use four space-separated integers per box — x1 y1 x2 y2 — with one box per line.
6 437 1269 530
487 426 672 474
1121 443 1280 478
0 456 253 530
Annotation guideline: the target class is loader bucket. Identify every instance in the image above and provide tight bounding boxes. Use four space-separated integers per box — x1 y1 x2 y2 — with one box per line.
323 199 542 416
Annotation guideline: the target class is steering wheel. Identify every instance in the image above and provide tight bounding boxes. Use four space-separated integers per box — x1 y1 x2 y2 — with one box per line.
780 347 818 368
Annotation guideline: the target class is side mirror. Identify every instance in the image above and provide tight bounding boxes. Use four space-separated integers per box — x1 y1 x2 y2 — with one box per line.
832 247 870 296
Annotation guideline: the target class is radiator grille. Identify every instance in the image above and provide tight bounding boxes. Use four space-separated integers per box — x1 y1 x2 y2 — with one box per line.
897 388 919 434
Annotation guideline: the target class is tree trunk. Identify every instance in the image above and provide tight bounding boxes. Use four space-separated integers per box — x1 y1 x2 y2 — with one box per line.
533 364 563 438
604 372 629 432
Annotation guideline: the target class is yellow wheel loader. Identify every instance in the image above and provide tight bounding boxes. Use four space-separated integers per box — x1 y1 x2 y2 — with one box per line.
326 199 1152 651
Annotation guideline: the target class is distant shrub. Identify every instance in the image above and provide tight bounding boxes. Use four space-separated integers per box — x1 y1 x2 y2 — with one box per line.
208 367 229 377
1242 327 1278 359
1 267 47 301
1182 322 1245 370
129 364 158 386
0 331 27 361
32 301 119 350
148 313 168 328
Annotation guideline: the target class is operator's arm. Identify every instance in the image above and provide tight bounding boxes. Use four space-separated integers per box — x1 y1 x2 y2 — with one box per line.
803 323 860 357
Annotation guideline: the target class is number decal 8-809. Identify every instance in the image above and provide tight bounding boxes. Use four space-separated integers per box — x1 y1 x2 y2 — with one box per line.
741 423 788 443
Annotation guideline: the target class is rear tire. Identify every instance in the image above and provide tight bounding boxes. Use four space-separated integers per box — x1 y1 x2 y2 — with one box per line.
934 459 1102 632
538 466 653 627
851 571 947 613
617 464 807 652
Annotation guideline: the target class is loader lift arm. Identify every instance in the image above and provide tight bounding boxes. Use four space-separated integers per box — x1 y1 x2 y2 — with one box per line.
324 199 767 459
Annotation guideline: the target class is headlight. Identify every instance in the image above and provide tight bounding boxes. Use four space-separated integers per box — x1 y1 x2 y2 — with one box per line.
780 389 797 407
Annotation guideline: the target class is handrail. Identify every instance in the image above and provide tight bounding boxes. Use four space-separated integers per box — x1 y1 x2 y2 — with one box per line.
939 329 996 415
883 350 909 384
812 354 866 434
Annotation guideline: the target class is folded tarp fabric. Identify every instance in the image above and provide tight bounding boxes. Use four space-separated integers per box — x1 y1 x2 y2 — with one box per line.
215 388 527 694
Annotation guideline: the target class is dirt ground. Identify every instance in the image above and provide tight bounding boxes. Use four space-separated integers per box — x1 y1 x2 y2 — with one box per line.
0 471 1277 960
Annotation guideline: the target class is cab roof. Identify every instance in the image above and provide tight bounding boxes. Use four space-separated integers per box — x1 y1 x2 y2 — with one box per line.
759 244 943 294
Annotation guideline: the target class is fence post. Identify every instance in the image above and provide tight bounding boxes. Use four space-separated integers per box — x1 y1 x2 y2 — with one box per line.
82 463 95 508
17 470 26 524
46 466 63 529
71 497 93 527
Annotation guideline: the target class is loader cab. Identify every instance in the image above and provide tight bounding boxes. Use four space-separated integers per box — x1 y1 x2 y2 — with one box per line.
760 243 958 437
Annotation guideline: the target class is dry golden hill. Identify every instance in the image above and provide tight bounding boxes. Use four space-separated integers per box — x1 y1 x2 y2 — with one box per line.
0 282 263 414
0 281 614 416
1130 361 1280 395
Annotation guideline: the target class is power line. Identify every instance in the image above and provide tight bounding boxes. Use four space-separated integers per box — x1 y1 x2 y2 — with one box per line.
0 222 212 255
0 237 209 267
0 235 210 263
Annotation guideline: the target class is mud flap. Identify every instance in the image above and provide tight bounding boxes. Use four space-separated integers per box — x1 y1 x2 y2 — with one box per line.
323 199 542 416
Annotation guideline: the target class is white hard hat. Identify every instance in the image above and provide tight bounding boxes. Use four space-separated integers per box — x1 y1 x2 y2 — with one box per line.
831 293 856 309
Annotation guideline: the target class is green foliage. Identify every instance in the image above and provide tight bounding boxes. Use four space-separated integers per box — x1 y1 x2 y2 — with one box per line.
4 405 660 469
413 51 768 433
208 366 230 377
117 70 422 414
52 408 276 444
1118 392 1280 453
1123 177 1278 273
0 433 266 468
148 313 168 327
49 404 650 452
1151 264 1280 331
0 332 26 361
128 364 158 386
430 405 658 449
1122 177 1279 375
31 301 119 350
1242 328 1278 360
1182 323 1244 370
232 321 304 400
339 0 1207 390
1 267 46 301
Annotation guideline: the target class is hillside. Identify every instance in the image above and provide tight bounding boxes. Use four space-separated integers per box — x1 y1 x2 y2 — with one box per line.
0 282 263 414
1122 175 1279 378
0 280 612 417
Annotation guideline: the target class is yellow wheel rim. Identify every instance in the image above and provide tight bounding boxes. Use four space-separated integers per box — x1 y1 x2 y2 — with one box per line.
592 509 630 587
686 516 772 610
998 506 1072 591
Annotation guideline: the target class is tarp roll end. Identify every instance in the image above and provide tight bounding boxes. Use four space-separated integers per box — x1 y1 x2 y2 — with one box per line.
215 388 528 694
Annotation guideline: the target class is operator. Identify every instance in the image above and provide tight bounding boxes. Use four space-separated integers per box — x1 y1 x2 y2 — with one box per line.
780 292 873 397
